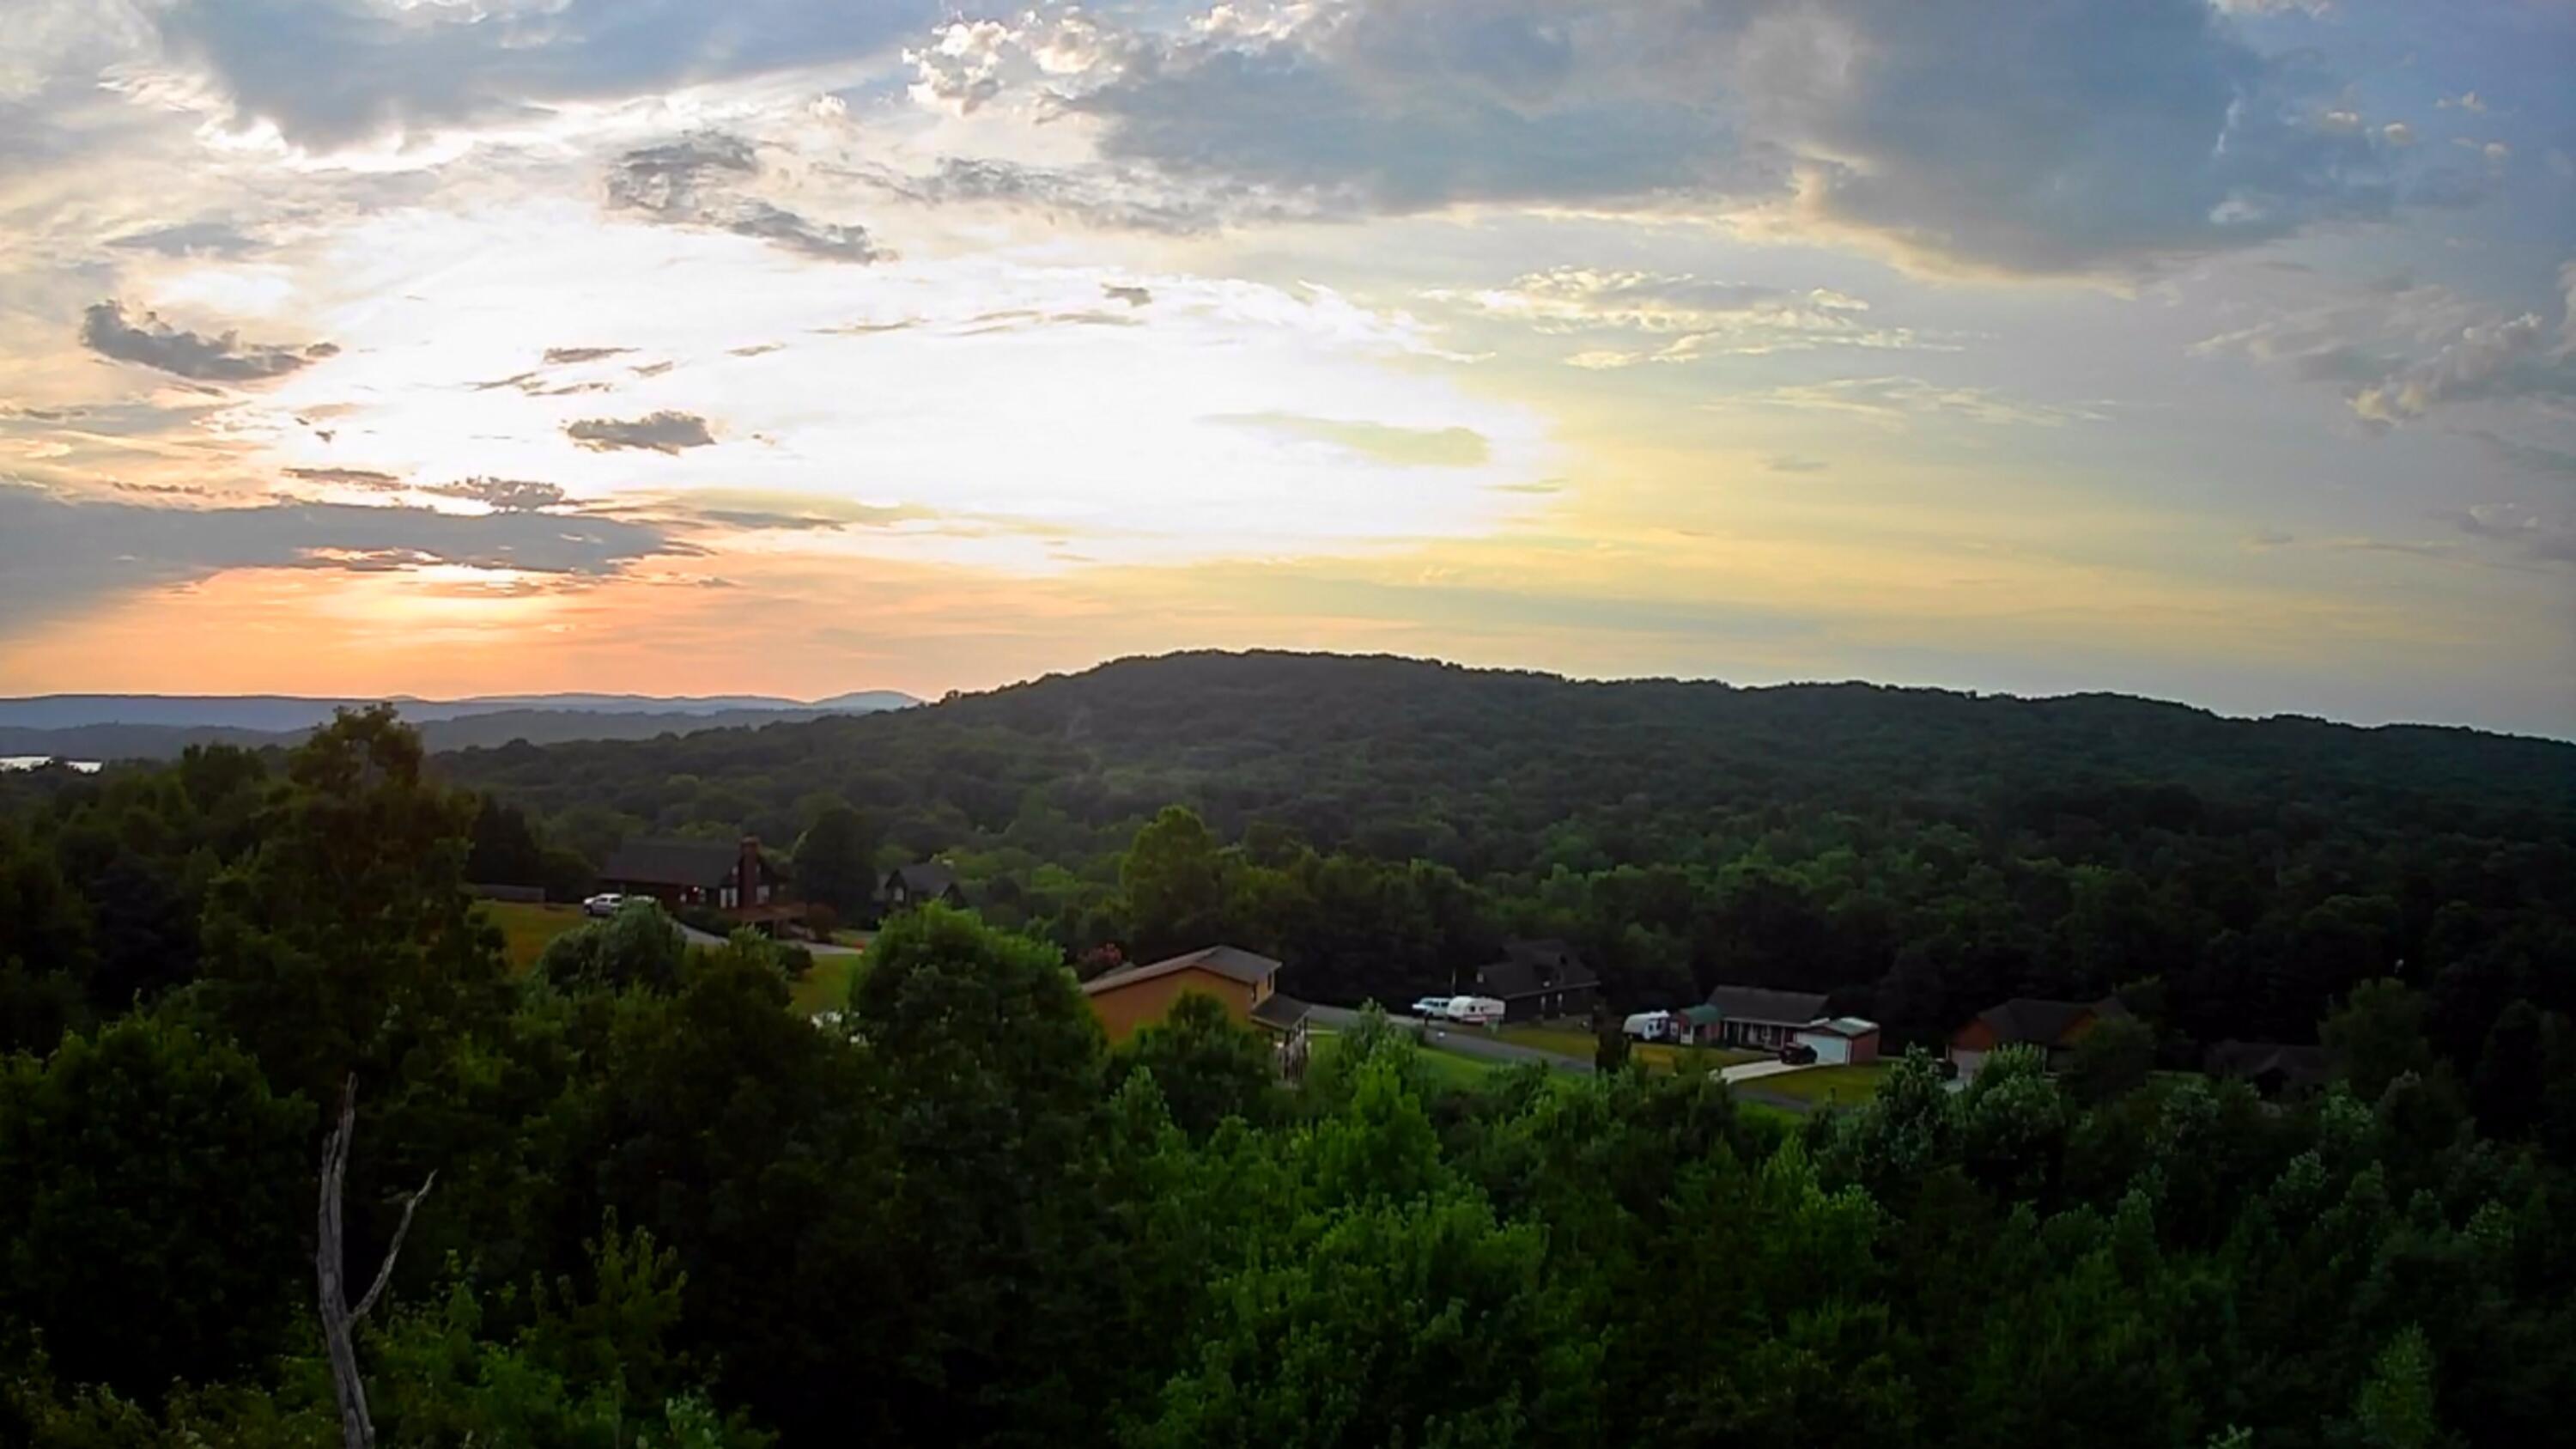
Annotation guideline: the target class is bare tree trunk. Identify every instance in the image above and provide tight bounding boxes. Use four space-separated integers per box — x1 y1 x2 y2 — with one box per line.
317 1077 434 1449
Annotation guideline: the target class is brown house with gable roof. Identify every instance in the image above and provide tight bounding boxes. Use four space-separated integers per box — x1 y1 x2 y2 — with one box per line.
1081 945 1312 1044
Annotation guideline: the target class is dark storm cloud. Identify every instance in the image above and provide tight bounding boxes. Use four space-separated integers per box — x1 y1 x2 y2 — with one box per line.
79 301 334 383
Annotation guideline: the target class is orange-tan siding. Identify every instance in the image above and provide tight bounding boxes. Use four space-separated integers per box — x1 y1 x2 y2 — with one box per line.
1085 966 1257 1043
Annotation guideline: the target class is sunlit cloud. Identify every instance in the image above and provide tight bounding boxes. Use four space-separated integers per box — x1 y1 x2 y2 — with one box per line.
0 0 2567 736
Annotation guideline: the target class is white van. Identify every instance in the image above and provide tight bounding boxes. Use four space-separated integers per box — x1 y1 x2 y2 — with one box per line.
1443 995 1508 1027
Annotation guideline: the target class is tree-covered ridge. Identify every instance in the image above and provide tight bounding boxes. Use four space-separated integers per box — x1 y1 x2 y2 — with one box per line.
425 651 2574 1053
0 709 2572 1446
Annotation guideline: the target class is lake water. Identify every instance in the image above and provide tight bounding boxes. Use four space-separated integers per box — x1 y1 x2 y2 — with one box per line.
0 757 102 773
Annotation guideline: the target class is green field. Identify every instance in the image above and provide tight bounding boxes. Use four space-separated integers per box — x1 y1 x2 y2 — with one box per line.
480 900 588 971
1751 1062 1891 1105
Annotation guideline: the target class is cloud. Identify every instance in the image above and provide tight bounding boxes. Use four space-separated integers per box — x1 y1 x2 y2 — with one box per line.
853 155 1247 234
607 135 888 263
1212 412 1492 467
283 466 403 489
567 411 718 454
1765 455 1829 473
1735 376 2106 427
145 0 944 149
423 477 570 513
2194 262 2576 425
2440 503 2576 566
1103 284 1153 307
105 220 263 258
957 0 2397 277
1444 267 1935 364
2464 430 2576 478
0 484 687 634
544 347 633 365
79 301 333 383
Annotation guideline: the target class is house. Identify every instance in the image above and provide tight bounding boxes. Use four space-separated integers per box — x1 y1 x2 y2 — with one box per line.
1701 985 1831 1050
1673 1003 1726 1045
2206 1039 2330 1098
1470 939 1600 1024
1949 997 2130 1081
598 836 784 916
881 861 965 913
1793 1017 1882 1066
1081 945 1312 1046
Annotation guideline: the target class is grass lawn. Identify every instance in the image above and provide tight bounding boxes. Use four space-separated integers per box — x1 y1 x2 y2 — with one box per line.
1309 1031 1504 1091
1753 1062 1891 1106
1498 1026 1762 1075
481 900 588 971
790 952 864 1017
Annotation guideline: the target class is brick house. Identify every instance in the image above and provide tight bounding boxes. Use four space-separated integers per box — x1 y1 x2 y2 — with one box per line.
598 836 784 916
1949 997 2130 1081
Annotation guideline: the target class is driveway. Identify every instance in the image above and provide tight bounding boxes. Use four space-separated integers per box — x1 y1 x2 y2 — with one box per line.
1716 1058 1817 1086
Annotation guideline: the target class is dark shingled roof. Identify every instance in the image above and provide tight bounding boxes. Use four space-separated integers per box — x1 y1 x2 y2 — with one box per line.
886 861 959 897
1703 984 1829 1026
599 837 746 889
2206 1039 2330 1091
1082 945 1282 996
1971 997 2129 1047
1473 939 1599 1001
1249 992 1312 1032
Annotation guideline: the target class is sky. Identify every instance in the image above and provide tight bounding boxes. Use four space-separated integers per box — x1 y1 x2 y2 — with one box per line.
0 0 2571 736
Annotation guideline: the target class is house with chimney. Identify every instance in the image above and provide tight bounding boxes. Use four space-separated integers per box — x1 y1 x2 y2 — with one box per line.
597 836 786 919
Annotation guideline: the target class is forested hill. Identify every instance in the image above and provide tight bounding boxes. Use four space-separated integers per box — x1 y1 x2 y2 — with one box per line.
434 651 2573 1051
446 649 2573 857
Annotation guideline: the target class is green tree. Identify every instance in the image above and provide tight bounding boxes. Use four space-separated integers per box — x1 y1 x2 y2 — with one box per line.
848 905 1109 1445
792 804 879 917
0 1015 311 1401
539 898 689 993
192 705 512 1104
2064 1014 2156 1107
2324 979 2437 1104
2347 1325 2441 1449
1121 807 1231 961
1109 990 1279 1136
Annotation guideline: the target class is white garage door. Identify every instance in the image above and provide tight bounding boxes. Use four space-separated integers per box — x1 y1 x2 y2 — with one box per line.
1798 1032 1852 1066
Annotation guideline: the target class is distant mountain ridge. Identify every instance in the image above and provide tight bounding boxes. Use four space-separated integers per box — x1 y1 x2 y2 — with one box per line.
0 690 920 761
0 690 918 732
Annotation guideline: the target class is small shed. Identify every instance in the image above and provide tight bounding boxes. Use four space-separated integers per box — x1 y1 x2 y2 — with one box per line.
1793 1017 1881 1066
1675 1003 1725 1045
